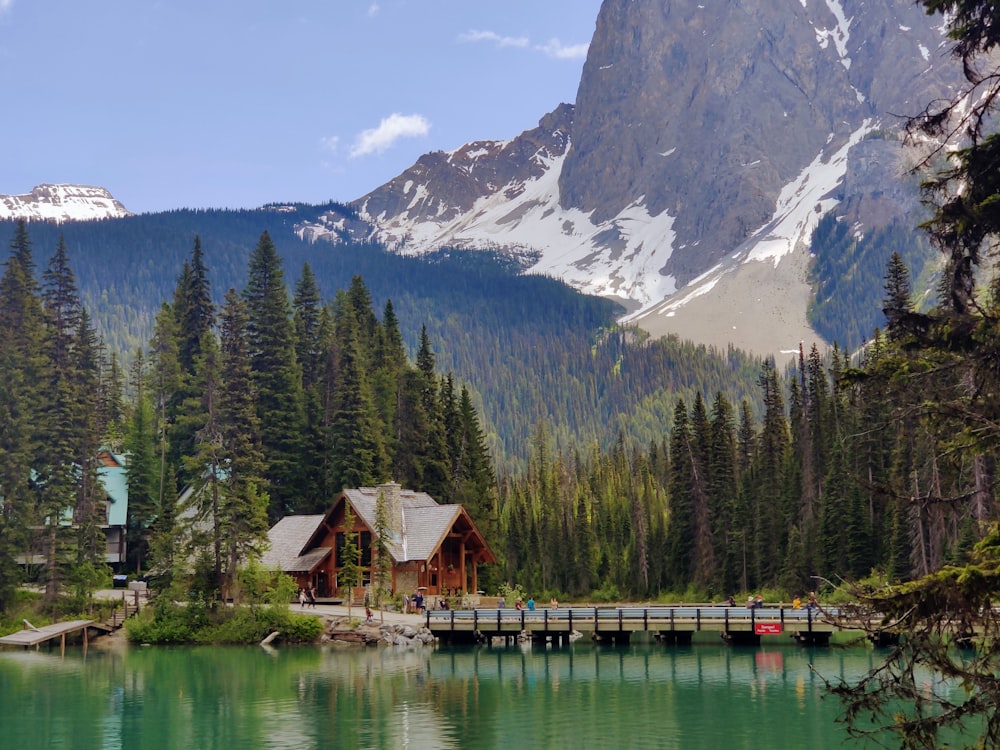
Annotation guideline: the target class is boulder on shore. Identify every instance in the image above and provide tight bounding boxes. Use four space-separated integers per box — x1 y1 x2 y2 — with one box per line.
323 616 435 647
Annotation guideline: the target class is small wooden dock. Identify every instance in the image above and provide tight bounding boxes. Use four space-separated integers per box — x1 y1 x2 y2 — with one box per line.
0 620 96 653
0 592 141 652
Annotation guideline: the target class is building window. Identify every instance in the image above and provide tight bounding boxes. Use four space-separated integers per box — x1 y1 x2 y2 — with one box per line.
335 531 373 567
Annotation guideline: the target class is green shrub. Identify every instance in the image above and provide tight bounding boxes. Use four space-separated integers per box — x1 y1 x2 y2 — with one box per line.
125 606 194 644
591 582 623 603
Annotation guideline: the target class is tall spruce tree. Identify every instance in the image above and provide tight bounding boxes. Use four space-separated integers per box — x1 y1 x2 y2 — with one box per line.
147 304 181 523
328 294 380 491
0 220 44 606
217 289 269 600
243 231 304 518
125 350 158 575
37 236 85 601
754 358 790 586
708 393 739 595
412 327 450 497
169 237 215 484
173 236 214 373
665 399 694 586
293 263 327 506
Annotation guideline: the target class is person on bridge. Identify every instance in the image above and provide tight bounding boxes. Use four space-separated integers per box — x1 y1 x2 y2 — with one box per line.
526 597 535 611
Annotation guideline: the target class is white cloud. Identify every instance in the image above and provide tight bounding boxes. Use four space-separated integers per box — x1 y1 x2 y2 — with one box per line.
350 113 430 158
458 29 529 49
458 29 588 60
537 38 589 60
320 135 340 155
0 0 13 13
367 3 379 18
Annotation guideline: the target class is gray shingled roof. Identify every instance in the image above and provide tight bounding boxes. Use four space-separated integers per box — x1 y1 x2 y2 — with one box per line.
264 488 477 573
261 514 326 571
342 487 459 562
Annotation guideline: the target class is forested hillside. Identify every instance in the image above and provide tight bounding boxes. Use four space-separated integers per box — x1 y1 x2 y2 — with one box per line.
1 215 994 619
0 215 766 469
808 214 936 350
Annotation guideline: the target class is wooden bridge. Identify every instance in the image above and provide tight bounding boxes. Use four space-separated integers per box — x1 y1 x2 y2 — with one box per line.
426 605 871 646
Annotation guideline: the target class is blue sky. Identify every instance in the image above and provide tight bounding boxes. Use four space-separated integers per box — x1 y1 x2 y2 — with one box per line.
0 1 602 214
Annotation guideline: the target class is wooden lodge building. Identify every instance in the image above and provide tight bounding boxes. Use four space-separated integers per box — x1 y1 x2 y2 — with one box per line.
262 483 496 600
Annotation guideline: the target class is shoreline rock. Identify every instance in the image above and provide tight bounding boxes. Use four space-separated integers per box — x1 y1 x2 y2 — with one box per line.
323 616 435 647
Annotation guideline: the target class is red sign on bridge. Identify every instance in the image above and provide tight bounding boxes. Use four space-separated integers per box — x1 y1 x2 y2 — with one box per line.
754 622 783 635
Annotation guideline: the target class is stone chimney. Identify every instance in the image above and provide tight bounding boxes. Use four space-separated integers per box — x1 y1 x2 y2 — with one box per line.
377 482 403 539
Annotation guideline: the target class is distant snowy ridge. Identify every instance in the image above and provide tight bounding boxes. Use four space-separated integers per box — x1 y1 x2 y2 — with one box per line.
357 149 679 309
0 184 130 223
300 112 878 319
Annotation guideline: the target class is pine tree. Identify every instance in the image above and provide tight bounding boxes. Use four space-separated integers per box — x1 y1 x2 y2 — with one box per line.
689 392 715 589
708 392 740 595
173 236 214 373
412 327 450 497
217 289 269 600
755 358 790 586
452 386 496 536
147 304 181 520
294 263 327 506
37 236 86 602
882 251 913 337
0 221 44 607
372 487 392 623
370 300 407 462
243 231 304 518
339 503 363 619
665 399 693 586
72 308 107 574
293 263 324 389
124 350 158 575
169 237 215 482
328 297 379 491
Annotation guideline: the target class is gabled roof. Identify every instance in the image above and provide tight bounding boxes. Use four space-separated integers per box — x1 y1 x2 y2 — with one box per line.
341 487 460 562
263 486 496 573
261 514 326 572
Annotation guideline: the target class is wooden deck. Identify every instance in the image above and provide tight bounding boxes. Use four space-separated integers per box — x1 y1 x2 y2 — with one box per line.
0 620 95 651
0 595 141 652
426 606 868 646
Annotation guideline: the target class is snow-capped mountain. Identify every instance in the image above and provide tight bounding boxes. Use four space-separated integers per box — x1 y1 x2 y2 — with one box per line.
299 0 961 355
0 184 130 223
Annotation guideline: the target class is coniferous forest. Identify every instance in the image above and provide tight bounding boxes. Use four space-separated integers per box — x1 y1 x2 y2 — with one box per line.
1 209 991 610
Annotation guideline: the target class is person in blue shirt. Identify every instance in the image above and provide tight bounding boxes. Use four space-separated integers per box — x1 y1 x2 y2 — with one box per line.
526 597 535 611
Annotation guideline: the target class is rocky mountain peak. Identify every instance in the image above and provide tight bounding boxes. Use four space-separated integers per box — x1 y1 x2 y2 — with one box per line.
298 0 963 354
0 184 131 223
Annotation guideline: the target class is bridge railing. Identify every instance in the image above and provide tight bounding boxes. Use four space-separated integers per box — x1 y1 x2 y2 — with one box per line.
426 605 841 630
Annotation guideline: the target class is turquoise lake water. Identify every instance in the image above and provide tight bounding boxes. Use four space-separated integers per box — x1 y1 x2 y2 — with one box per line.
0 638 974 749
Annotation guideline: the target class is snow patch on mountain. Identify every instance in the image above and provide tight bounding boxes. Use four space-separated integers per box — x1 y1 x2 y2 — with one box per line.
0 184 130 223
747 119 873 264
350 150 679 307
623 120 874 324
